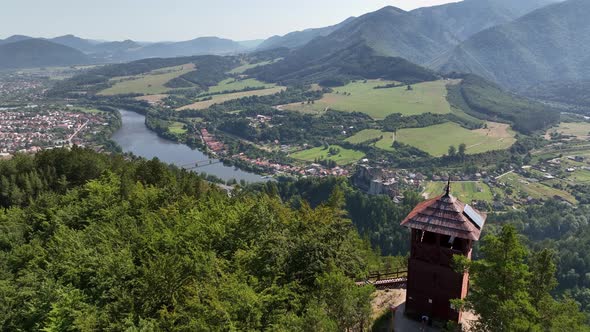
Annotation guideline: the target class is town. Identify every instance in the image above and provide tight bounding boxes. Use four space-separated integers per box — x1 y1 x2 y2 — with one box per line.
0 106 117 155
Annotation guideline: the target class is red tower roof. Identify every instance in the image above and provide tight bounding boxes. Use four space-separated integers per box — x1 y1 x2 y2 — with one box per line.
400 187 486 241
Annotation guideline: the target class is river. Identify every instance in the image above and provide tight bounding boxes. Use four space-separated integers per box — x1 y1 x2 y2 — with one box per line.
111 110 266 183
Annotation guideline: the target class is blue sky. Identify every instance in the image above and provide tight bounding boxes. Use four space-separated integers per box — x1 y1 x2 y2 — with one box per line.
1 0 459 41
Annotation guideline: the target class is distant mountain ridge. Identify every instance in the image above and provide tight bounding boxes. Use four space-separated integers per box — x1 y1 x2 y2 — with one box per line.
126 37 246 60
0 34 258 63
254 0 560 61
256 17 356 51
0 39 89 69
411 0 560 40
433 0 590 89
0 35 33 45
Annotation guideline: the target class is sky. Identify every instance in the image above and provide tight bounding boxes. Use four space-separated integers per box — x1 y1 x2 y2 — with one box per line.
0 0 460 42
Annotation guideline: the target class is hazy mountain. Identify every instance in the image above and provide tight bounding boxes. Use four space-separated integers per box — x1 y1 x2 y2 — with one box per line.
0 39 89 69
525 80 590 109
237 39 265 50
412 0 561 41
0 35 33 45
433 0 590 89
50 34 99 53
292 6 458 65
93 40 141 53
250 42 438 86
256 0 559 58
256 17 356 51
127 37 246 59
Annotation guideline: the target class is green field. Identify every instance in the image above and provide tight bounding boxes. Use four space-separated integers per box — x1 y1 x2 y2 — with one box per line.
228 61 274 74
345 129 384 144
375 132 396 152
206 78 276 94
501 173 577 204
283 80 454 119
395 122 516 156
178 86 285 110
168 122 188 134
568 169 590 183
423 181 494 202
547 122 590 140
99 64 195 96
290 145 365 165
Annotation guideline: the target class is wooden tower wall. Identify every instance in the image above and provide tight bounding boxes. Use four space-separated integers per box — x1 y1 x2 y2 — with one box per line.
405 229 471 323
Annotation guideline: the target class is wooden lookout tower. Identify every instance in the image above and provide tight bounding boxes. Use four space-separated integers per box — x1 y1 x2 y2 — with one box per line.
400 181 486 323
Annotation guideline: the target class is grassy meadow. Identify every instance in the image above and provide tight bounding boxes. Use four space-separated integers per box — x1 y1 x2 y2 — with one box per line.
228 61 274 74
282 80 454 119
547 122 590 140
168 122 188 134
395 122 516 156
178 86 285 110
345 129 384 144
99 64 195 96
343 121 515 156
206 78 276 94
500 173 577 204
290 145 365 165
423 181 494 202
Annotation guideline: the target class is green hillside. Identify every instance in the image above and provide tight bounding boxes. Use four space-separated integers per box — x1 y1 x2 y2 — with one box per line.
525 80 590 108
435 0 590 89
447 75 559 133
284 80 453 119
395 122 516 156
0 148 375 331
0 39 89 69
412 0 559 41
250 43 438 86
98 63 196 95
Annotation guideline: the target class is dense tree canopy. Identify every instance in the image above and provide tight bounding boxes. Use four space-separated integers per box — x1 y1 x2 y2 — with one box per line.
456 224 589 331
0 148 374 331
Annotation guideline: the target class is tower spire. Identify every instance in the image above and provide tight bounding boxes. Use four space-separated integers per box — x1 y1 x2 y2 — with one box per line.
445 177 451 197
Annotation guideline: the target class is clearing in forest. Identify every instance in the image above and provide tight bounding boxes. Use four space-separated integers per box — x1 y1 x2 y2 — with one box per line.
168 122 188 134
395 122 516 156
98 63 196 96
546 122 590 140
282 80 454 119
177 86 285 110
206 78 276 94
228 60 275 74
345 129 384 144
134 94 169 104
500 173 577 204
290 145 365 165
422 181 494 202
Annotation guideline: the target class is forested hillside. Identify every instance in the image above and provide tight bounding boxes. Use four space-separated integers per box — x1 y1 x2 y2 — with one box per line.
256 18 356 51
249 43 438 86
447 75 559 133
435 0 590 89
412 0 560 41
0 39 89 70
0 148 375 330
49 55 239 97
525 80 590 110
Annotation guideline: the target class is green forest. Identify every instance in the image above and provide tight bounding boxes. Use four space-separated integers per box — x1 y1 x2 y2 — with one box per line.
0 148 376 331
1 148 589 330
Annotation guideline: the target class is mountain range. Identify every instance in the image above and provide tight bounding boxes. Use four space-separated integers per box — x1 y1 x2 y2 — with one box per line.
0 34 263 65
256 0 560 57
0 39 89 70
432 0 590 90
3 0 589 97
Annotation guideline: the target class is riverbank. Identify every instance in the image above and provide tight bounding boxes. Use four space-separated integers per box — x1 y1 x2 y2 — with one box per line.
111 109 266 183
